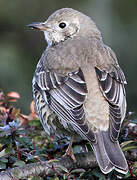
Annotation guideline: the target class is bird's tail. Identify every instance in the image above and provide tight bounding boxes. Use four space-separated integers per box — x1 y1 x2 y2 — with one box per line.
91 131 128 174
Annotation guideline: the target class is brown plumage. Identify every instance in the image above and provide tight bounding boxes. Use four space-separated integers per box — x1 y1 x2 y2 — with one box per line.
28 8 128 174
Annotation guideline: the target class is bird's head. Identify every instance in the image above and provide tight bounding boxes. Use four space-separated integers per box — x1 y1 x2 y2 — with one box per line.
28 8 101 46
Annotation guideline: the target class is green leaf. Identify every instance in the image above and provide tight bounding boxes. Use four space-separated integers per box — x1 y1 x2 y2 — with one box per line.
133 161 137 168
5 146 15 155
9 156 17 163
13 160 26 167
28 176 43 180
0 149 7 158
53 177 60 180
121 140 135 148
73 145 85 153
0 157 8 163
123 146 137 152
130 119 137 124
0 161 6 169
0 136 12 145
123 172 131 178
55 164 69 173
16 129 26 135
0 146 14 157
29 120 41 127
71 168 85 174
16 136 32 147
48 159 59 163
91 169 106 180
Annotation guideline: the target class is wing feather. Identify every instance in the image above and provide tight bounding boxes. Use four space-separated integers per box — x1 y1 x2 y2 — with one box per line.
34 68 95 142
95 66 126 141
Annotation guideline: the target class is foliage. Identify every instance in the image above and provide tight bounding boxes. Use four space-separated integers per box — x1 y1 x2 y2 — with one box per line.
0 90 137 179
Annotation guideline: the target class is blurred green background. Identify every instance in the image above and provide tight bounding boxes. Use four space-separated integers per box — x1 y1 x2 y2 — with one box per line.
0 0 137 114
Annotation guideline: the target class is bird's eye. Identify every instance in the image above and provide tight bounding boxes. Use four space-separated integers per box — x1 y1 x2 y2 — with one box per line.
59 22 66 29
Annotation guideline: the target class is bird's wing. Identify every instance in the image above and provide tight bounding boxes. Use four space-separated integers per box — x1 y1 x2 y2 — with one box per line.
35 68 96 142
95 48 127 142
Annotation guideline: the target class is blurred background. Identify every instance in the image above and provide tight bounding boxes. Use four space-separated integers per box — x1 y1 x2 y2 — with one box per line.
0 0 137 114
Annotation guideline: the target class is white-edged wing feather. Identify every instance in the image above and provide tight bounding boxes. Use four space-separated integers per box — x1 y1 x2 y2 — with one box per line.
34 68 96 142
95 66 127 141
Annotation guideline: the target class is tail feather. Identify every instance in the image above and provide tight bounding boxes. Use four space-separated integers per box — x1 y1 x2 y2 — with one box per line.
92 131 128 174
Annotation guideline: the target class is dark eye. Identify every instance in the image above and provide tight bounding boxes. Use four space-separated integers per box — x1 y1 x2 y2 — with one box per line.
59 22 66 29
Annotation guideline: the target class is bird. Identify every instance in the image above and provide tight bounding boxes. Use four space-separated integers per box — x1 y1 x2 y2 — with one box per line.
28 8 128 174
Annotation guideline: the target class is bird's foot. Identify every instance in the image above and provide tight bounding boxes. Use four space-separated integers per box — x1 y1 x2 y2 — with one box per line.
63 136 76 163
63 146 76 163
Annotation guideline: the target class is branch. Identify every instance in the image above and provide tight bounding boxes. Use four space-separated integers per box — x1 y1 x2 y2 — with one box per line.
0 150 136 179
0 152 97 179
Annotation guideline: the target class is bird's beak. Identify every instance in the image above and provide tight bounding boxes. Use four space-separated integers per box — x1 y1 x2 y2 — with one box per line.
27 22 48 31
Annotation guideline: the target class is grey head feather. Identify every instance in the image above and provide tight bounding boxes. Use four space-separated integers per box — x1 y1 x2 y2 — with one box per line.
42 8 102 45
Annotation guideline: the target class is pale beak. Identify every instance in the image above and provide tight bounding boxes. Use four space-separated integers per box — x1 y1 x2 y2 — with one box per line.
27 22 48 31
